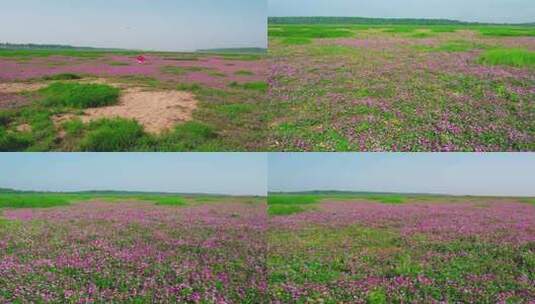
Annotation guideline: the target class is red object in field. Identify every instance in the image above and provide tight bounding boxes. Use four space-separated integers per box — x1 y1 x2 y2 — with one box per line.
136 55 146 64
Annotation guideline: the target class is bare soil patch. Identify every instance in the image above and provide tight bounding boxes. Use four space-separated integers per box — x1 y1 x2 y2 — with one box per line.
55 88 198 134
0 82 46 94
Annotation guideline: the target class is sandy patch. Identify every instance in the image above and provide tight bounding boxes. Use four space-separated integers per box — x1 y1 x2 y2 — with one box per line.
0 82 46 93
16 124 32 132
55 88 198 134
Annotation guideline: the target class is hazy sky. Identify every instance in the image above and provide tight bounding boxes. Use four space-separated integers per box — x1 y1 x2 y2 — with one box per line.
0 153 267 196
0 0 267 51
268 153 535 196
269 0 535 23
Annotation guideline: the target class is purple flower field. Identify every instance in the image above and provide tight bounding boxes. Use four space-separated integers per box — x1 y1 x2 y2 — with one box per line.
0 54 265 89
268 197 535 303
268 25 535 151
0 51 268 151
0 200 268 303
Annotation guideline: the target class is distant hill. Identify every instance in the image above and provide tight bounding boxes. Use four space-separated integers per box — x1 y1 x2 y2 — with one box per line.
269 190 452 197
0 42 124 51
268 16 535 26
0 188 233 197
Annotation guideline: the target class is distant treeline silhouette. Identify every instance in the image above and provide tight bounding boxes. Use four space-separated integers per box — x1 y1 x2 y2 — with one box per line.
268 16 535 26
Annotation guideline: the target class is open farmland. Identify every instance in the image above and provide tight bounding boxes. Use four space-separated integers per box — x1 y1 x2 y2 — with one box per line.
268 193 535 303
0 192 267 303
268 21 535 151
0 49 267 151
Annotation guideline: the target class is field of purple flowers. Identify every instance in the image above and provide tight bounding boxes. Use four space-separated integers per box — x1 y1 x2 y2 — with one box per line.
268 25 535 151
0 50 268 151
0 199 268 303
268 197 535 303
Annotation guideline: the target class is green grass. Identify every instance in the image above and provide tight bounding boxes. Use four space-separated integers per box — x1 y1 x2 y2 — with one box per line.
268 205 308 216
41 73 83 81
281 37 313 45
478 27 535 37
40 82 120 108
234 70 255 76
309 45 356 56
478 48 535 68
156 121 219 151
79 118 146 152
0 127 33 151
268 195 319 205
0 193 189 209
229 81 268 92
366 195 406 204
160 66 211 75
269 25 355 39
0 194 74 208
416 41 486 53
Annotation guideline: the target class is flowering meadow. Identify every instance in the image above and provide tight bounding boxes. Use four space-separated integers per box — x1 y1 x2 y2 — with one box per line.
268 195 535 303
2 193 533 303
0 196 268 303
268 24 535 151
0 50 268 151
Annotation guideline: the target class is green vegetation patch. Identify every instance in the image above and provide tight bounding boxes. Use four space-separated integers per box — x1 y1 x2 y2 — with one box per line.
268 195 319 205
0 194 72 209
281 37 313 45
268 205 308 216
160 65 212 75
269 25 355 39
79 118 146 152
40 82 120 108
477 48 535 68
366 195 407 204
234 70 255 76
415 41 486 53
479 27 535 37
229 81 268 92
0 127 33 151
41 73 83 81
156 121 219 152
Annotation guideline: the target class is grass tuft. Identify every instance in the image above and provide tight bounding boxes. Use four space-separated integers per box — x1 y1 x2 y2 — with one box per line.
80 118 145 152
40 82 120 108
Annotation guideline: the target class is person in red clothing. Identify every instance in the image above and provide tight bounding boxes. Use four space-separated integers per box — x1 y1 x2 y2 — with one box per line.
136 55 146 64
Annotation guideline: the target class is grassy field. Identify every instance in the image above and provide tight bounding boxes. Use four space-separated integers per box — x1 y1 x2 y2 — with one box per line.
0 50 267 152
268 23 535 151
0 191 263 209
267 193 535 303
0 192 267 303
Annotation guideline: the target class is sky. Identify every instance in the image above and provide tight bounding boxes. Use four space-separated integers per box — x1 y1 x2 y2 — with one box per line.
0 153 267 196
268 153 535 197
0 0 267 51
268 0 535 24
